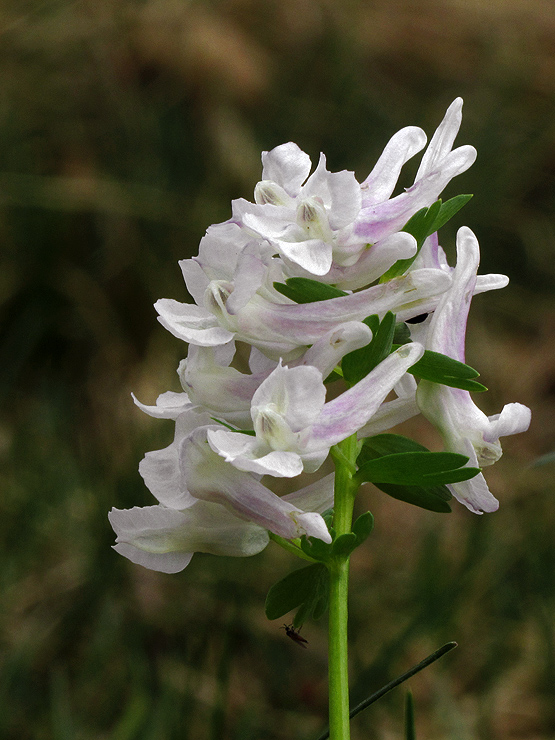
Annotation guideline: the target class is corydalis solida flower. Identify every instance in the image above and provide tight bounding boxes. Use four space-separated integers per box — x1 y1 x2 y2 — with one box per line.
110 99 530 573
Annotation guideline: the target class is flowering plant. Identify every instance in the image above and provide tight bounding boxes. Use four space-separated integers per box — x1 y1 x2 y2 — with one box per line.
109 99 530 739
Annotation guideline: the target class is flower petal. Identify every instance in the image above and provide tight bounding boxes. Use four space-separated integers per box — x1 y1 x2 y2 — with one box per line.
155 299 234 345
361 126 427 205
131 391 191 420
109 502 269 573
183 429 331 542
483 403 531 443
310 343 424 447
261 142 312 196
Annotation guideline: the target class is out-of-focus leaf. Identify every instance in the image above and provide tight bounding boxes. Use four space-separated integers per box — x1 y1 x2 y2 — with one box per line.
265 563 329 622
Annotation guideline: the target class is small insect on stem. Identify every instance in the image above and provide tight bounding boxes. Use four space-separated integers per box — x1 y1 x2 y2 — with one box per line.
282 623 309 648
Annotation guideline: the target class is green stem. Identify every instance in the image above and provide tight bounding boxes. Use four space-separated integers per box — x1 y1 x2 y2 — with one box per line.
328 434 360 740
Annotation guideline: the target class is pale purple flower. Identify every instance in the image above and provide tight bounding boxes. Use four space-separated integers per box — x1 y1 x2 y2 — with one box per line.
354 98 476 245
207 343 424 477
229 100 475 290
110 96 530 580
155 266 451 359
153 99 477 359
125 407 335 543
416 227 531 513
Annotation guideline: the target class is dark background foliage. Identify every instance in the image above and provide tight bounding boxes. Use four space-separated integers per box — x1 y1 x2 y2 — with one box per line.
1 1 554 738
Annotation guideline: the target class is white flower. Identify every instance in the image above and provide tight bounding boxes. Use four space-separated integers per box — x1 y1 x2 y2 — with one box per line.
178 322 372 427
155 266 451 359
130 407 334 546
416 227 531 513
354 98 476 245
109 502 270 574
207 343 424 477
234 142 362 275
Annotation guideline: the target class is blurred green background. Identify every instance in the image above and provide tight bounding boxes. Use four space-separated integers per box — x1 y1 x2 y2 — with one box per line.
1 1 554 738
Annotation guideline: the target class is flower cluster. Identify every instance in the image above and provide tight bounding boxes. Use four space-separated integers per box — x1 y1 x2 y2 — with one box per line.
110 99 531 573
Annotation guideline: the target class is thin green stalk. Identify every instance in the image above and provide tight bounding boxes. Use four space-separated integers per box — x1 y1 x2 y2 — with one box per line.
316 642 458 740
328 434 360 740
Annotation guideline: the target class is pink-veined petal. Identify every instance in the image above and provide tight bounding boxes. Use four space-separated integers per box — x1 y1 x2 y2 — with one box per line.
310 343 424 447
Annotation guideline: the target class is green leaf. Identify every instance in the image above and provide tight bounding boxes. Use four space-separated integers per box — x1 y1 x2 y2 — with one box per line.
311 594 329 621
292 601 311 628
380 195 472 281
357 433 431 466
342 312 396 385
331 533 358 558
393 322 412 345
265 563 329 621
352 511 374 545
324 370 343 384
432 194 473 232
356 435 464 513
273 277 348 304
356 451 480 486
373 482 452 513
362 314 381 334
300 535 332 562
407 350 487 391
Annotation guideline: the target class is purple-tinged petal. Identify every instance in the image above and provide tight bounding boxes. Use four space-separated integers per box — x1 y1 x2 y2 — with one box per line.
358 394 420 438
238 200 295 239
277 236 333 275
355 146 476 244
183 429 331 542
254 180 295 207
179 258 209 305
415 227 531 513
113 542 193 573
358 375 419 438
225 247 269 315
293 321 373 379
445 438 499 514
414 98 465 180
251 362 326 431
424 226 479 362
139 443 196 510
282 473 335 512
302 153 361 229
310 343 424 447
208 427 304 477
324 232 418 290
412 232 451 272
233 268 451 351
448 474 499 514
179 346 265 425
474 273 509 294
138 408 212 509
